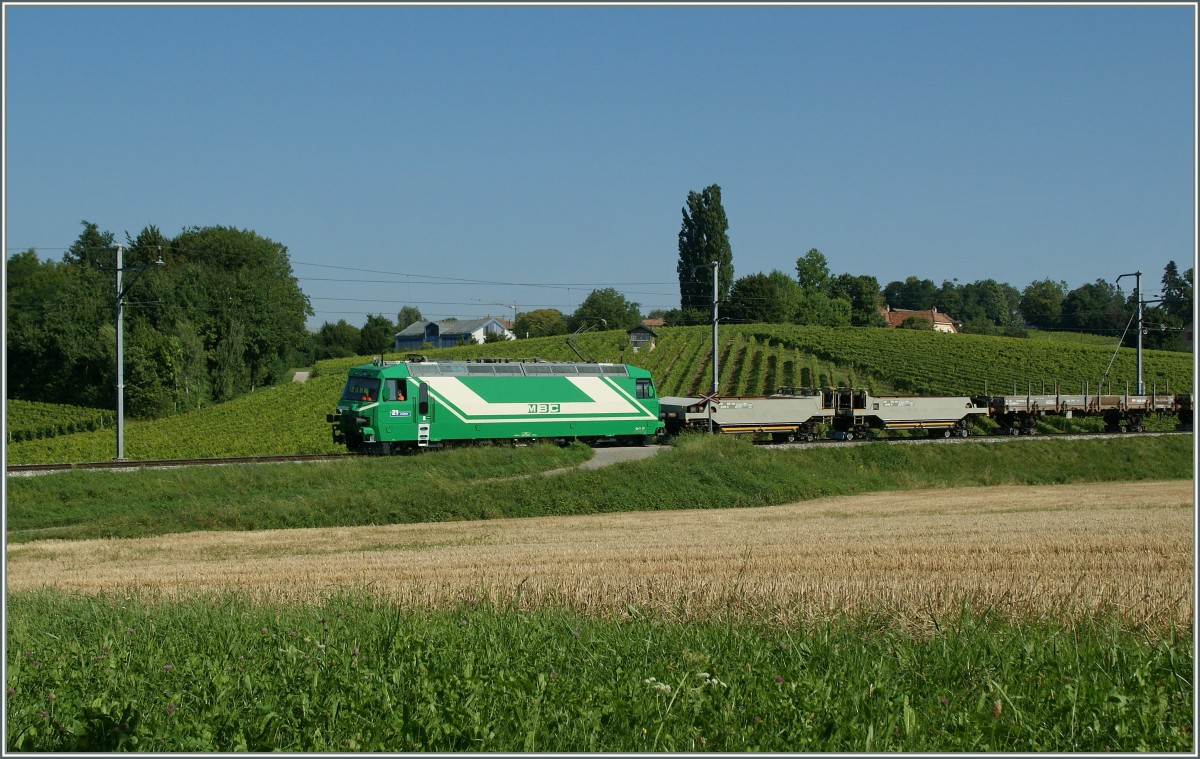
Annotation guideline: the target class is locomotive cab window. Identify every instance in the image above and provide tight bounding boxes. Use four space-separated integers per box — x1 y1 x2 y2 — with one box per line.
636 378 654 399
341 377 380 402
384 379 405 401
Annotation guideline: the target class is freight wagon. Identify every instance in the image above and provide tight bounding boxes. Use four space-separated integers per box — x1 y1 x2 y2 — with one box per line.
827 388 989 438
660 388 989 441
982 387 1193 434
328 357 663 454
659 391 826 442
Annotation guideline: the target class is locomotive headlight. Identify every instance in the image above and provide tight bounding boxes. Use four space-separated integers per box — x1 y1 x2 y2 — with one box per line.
355 416 371 427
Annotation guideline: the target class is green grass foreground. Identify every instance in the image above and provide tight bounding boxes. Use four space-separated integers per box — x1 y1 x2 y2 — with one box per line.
6 435 1194 543
5 592 1192 752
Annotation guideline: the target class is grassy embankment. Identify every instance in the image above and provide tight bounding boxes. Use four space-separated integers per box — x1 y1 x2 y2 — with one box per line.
6 434 1192 543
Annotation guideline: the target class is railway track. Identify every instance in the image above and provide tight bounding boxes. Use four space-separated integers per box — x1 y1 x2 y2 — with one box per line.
6 453 350 476
752 428 1191 449
6 430 1189 476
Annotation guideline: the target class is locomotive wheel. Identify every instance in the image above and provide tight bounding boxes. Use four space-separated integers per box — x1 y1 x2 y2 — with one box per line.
844 431 854 441
805 432 815 442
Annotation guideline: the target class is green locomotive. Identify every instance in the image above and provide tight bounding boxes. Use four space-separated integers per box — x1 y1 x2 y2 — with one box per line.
328 357 664 453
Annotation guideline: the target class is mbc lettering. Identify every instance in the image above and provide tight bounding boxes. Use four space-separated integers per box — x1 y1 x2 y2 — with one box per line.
527 403 561 414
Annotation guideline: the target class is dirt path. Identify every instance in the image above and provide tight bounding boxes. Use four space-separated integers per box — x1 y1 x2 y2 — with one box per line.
7 480 1192 628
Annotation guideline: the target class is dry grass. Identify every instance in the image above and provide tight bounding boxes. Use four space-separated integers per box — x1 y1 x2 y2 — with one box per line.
6 480 1194 631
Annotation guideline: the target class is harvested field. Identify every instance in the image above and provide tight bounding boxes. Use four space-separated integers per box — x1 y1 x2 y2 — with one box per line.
6 480 1194 631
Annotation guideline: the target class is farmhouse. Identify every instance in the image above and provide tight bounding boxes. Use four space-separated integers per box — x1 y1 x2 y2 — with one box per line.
394 318 515 350
879 306 961 333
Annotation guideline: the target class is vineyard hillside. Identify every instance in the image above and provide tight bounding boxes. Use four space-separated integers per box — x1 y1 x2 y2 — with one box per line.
422 323 1193 398
5 324 1192 464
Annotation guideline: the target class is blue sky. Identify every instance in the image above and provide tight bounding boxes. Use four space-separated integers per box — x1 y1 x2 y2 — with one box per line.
3 3 1195 330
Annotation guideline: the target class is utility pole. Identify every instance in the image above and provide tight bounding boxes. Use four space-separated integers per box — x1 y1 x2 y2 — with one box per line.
710 260 719 401
693 262 720 433
115 245 165 460
1116 271 1143 395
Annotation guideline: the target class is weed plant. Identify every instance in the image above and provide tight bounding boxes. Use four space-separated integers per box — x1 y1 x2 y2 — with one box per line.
5 591 1192 752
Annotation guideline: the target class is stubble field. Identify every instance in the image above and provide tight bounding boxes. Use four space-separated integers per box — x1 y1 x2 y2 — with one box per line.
8 479 1192 631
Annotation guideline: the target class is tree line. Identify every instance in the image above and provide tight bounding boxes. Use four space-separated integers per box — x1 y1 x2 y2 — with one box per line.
666 183 1192 350
348 183 1192 353
7 221 313 418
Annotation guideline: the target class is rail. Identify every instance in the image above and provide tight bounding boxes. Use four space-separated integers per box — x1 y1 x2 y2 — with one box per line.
6 453 350 475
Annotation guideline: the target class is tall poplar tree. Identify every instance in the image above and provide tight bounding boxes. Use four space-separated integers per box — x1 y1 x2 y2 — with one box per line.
676 184 733 323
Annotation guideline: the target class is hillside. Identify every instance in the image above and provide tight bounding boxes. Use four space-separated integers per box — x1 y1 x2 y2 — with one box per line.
5 324 1193 465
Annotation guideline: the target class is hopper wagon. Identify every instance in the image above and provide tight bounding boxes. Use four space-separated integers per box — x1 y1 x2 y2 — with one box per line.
328 357 663 454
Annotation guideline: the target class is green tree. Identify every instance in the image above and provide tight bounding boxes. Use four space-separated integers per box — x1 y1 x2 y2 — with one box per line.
6 250 62 400
899 315 933 330
934 280 964 321
882 277 937 310
568 288 642 332
958 279 1022 328
794 290 852 327
6 224 116 408
211 319 249 403
726 270 800 324
313 320 361 360
1135 262 1193 350
830 274 886 327
358 314 396 355
794 249 831 292
396 305 424 330
7 222 314 417
1061 280 1125 335
1020 279 1068 329
513 308 568 338
656 309 685 327
677 184 733 322
171 320 212 412
169 226 313 391
1160 261 1193 321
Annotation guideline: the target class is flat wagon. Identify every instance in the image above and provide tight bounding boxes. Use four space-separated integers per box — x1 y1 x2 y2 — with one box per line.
982 388 1193 434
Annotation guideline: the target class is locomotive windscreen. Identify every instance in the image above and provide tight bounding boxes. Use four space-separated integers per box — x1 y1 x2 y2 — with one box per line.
341 377 380 402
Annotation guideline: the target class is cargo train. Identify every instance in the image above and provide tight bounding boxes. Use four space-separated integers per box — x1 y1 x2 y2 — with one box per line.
661 384 1193 440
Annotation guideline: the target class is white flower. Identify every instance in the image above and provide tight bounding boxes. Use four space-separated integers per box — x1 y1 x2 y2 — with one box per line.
643 677 672 694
